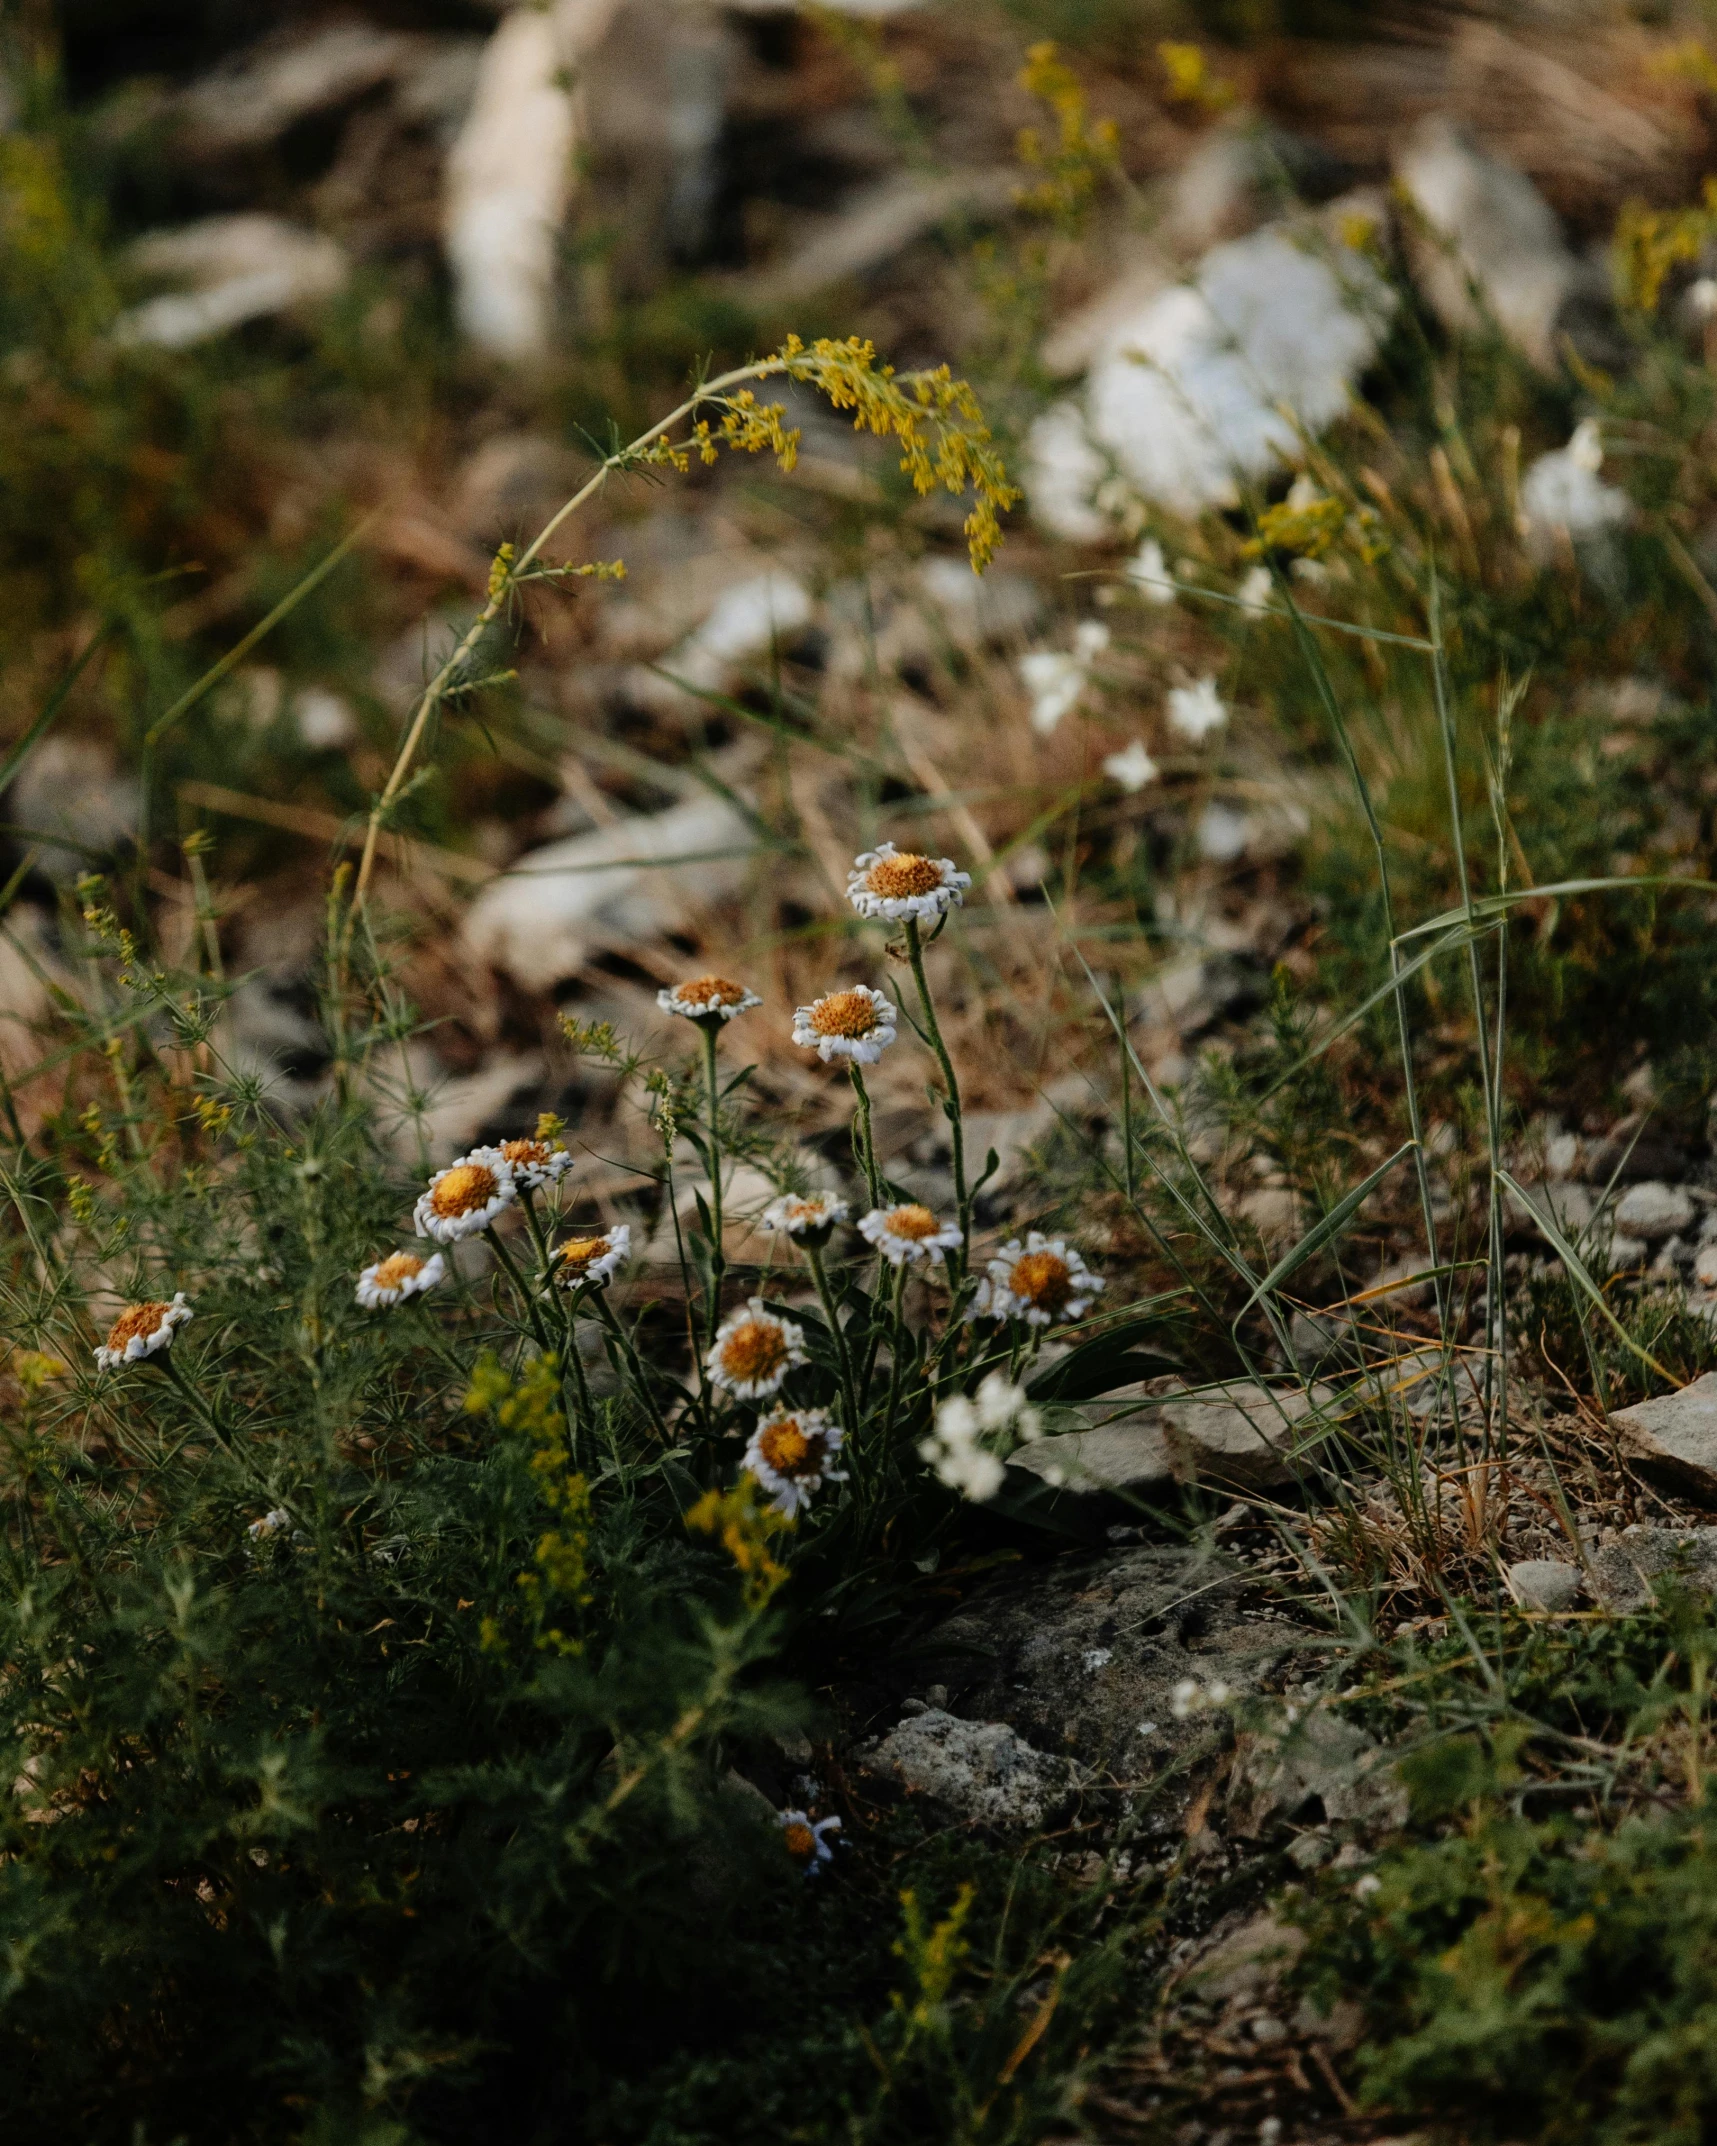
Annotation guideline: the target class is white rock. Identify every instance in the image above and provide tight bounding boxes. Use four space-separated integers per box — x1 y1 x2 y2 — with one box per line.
1695 1243 1717 1290
115 216 347 348
626 570 813 716
10 736 139 879
175 22 418 154
1611 1377 1717 1504
444 0 622 359
1615 1181 1694 1242
1027 222 1392 532
861 1709 1084 1829
1394 117 1584 372
463 791 757 992
1506 1558 1582 1612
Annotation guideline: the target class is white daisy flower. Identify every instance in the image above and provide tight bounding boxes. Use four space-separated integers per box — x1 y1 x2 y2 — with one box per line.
1127 536 1176 604
780 1807 842 1877
498 1134 572 1189
971 1232 1105 1327
761 1191 850 1246
742 1405 846 1517
1103 740 1160 793
845 842 970 924
656 974 763 1024
1166 676 1227 742
918 1395 1006 1503
551 1223 631 1291
355 1250 446 1310
94 1292 193 1370
247 1507 291 1542
413 1148 517 1243
791 985 897 1065
705 1297 808 1401
857 1203 962 1268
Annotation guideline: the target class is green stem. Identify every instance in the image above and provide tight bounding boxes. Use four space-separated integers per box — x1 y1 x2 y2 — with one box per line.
485 1225 552 1351
591 1287 671 1443
905 919 968 1257
558 1299 597 1445
849 1062 883 1210
701 1021 726 1344
807 1241 860 1435
880 1259 912 1448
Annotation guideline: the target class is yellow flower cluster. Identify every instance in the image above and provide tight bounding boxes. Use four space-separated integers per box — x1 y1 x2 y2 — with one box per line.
685 1479 791 1611
1615 177 1717 315
467 1353 592 1656
1015 41 1120 229
1157 40 1235 115
1243 494 1387 567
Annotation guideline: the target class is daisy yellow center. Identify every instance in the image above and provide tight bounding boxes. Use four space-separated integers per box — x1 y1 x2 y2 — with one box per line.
785 1199 825 1227
501 1138 554 1168
558 1235 610 1274
107 1301 169 1351
865 853 943 899
884 1204 940 1241
783 1821 816 1862
719 1319 787 1384
372 1253 426 1290
677 975 746 1007
810 990 880 1039
1009 1250 1073 1312
430 1163 498 1218
759 1417 816 1475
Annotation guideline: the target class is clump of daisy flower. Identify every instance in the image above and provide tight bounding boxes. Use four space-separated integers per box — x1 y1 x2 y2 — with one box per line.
1170 1676 1233 1720
742 1405 846 1516
498 1132 572 1188
551 1224 630 1291
845 842 969 924
94 1292 193 1370
414 1148 517 1243
972 1233 1104 1326
1166 675 1227 742
1103 740 1159 794
760 1190 850 1247
791 985 897 1065
705 1298 807 1400
779 1807 841 1877
1018 619 1109 734
355 1250 446 1310
918 1373 1043 1503
656 975 762 1024
858 1202 962 1267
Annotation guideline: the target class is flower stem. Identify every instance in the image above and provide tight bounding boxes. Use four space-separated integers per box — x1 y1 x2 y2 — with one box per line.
701 1021 726 1344
848 1062 883 1210
558 1301 597 1446
591 1287 671 1444
904 918 968 1257
880 1258 911 1449
807 1241 860 1435
485 1225 552 1351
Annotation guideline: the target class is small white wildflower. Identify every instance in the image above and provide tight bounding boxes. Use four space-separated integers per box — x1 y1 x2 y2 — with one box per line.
247 1507 291 1541
780 1807 841 1877
1019 620 1109 735
760 1191 850 1246
791 985 897 1065
973 1372 1041 1441
1169 1677 1234 1721
1103 740 1159 793
706 1297 808 1401
845 842 970 924
413 1148 516 1244
742 1405 846 1517
1353 1873 1382 1901
1126 536 1176 604
551 1224 630 1291
656 974 762 1024
94 1292 193 1371
918 1384 1021 1503
1166 676 1227 742
1237 563 1274 612
497 1134 572 1189
970 1233 1104 1327
857 1203 962 1268
355 1251 446 1310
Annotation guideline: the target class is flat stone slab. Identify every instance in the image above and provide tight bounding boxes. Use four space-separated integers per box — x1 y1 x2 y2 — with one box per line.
1611 1373 1717 1501
857 1710 1085 1829
1588 1528 1717 1614
1157 1380 1331 1491
1507 1558 1583 1612
1007 1417 1175 1497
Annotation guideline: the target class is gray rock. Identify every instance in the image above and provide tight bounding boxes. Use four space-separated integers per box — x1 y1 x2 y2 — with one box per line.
1615 1181 1695 1242
1505 1178 1595 1239
1157 1381 1331 1492
1611 1374 1717 1502
899 1543 1306 1773
1587 1527 1717 1614
859 1710 1084 1829
1007 1418 1175 1498
1227 1708 1408 1839
1507 1558 1582 1613
10 735 139 881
